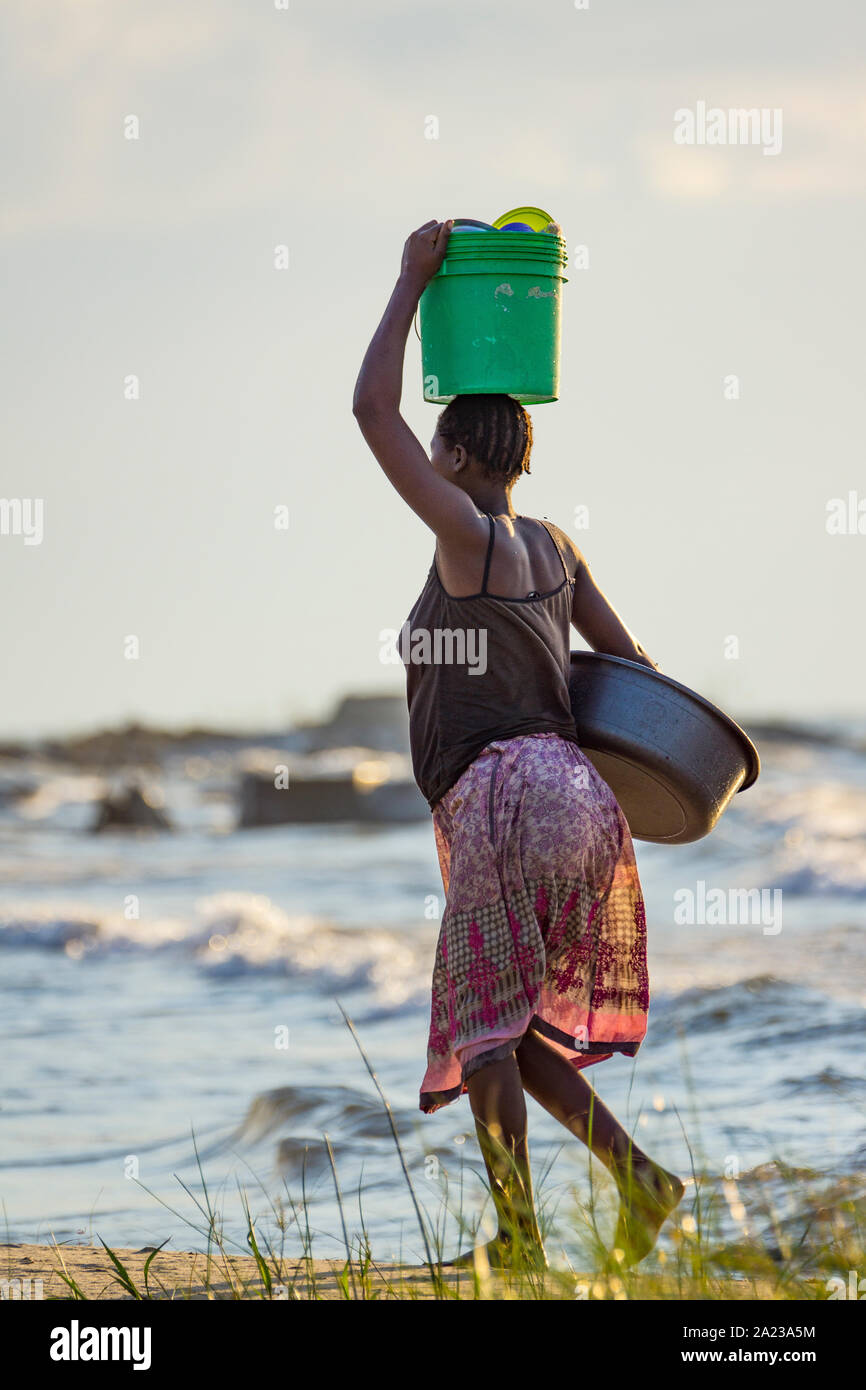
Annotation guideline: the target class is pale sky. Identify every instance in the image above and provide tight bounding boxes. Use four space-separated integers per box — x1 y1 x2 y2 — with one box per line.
2 0 864 738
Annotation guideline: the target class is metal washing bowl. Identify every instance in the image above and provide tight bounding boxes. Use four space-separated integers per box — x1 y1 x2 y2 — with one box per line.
568 652 761 845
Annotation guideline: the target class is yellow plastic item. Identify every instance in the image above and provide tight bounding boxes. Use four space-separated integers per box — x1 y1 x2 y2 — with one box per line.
492 205 556 233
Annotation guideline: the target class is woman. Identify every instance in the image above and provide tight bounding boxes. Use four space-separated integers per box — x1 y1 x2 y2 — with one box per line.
352 218 684 1272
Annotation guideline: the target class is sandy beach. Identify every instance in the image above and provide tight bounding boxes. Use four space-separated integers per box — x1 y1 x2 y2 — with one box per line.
1 1243 825 1301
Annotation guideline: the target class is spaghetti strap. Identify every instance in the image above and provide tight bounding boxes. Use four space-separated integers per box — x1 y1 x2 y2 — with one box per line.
480 513 496 595
537 518 572 584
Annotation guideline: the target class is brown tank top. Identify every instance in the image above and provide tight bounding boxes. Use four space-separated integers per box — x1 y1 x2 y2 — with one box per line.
402 514 582 809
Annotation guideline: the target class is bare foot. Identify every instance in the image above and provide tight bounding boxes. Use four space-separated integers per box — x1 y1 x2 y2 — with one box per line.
441 1234 549 1273
610 1155 685 1268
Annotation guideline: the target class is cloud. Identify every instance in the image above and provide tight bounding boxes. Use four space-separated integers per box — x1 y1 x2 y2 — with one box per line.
1 1 864 244
637 75 866 199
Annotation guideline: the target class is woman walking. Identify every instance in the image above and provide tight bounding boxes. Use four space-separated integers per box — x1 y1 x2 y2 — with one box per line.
352 219 684 1272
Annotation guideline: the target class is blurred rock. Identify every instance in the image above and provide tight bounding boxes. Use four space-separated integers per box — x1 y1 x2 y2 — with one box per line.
34 720 305 769
91 784 172 832
238 768 426 827
0 778 38 804
46 722 172 769
297 694 410 754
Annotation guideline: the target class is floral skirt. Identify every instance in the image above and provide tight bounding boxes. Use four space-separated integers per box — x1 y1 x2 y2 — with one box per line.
419 732 649 1113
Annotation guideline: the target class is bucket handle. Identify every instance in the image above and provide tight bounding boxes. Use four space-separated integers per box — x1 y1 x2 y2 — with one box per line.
413 306 421 342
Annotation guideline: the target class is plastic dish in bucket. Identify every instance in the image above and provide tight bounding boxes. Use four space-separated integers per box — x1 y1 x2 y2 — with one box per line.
493 205 557 232
450 218 495 232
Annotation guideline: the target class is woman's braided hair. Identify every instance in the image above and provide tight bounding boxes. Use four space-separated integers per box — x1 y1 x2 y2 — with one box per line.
435 394 532 485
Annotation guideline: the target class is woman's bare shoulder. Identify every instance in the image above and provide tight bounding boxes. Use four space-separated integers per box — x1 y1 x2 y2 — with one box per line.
535 517 586 576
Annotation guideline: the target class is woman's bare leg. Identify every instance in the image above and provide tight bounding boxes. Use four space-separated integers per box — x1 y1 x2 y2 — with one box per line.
515 1029 684 1266
445 1052 548 1269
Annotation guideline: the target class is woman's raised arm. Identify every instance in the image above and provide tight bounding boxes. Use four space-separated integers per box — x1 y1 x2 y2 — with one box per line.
352 221 482 541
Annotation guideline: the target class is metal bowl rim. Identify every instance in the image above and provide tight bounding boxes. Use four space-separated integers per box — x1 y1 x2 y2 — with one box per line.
569 650 761 791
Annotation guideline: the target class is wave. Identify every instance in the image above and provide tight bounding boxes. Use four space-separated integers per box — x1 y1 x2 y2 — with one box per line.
727 771 866 898
0 892 433 1008
650 974 866 1042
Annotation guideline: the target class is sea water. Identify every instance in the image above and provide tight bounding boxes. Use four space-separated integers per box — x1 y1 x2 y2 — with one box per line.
1 728 865 1273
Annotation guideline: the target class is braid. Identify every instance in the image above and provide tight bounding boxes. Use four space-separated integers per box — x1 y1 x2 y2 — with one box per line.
436 394 532 484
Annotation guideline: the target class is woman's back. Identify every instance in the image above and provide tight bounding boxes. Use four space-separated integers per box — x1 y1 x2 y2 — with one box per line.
435 512 575 601
404 512 582 808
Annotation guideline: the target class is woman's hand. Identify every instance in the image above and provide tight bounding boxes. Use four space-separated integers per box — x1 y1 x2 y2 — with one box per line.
399 219 454 293
353 223 454 418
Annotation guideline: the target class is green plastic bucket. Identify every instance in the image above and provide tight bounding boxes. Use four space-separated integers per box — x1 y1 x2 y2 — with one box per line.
418 230 568 404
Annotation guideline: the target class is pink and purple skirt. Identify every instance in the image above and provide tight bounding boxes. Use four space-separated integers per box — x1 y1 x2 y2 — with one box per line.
420 732 649 1113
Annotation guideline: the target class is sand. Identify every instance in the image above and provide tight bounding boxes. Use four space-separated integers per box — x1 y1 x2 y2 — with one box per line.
0 1242 812 1301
